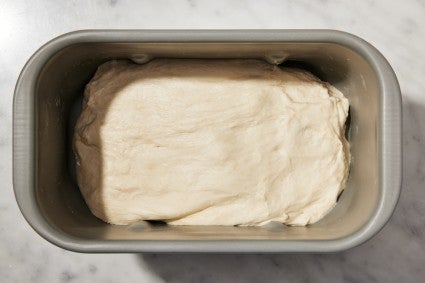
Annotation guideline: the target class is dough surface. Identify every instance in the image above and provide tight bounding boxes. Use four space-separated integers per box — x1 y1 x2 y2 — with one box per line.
74 59 350 226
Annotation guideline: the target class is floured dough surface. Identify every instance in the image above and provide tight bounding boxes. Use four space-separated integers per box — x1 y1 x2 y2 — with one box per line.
74 59 350 226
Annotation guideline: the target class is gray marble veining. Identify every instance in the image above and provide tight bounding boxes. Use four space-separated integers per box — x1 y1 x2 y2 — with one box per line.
1 0 424 282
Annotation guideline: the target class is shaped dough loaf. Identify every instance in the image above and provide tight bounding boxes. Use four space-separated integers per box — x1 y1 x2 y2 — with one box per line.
74 59 350 226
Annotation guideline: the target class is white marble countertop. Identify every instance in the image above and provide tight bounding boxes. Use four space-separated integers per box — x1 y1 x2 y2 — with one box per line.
1 0 424 282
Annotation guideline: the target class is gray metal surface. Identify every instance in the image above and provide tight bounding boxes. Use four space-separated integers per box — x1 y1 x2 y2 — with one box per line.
13 30 402 253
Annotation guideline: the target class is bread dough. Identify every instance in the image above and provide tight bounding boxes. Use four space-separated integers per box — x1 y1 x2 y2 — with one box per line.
74 59 350 226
